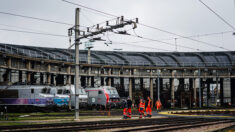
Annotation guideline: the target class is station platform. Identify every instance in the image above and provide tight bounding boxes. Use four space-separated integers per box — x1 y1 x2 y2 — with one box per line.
158 108 235 119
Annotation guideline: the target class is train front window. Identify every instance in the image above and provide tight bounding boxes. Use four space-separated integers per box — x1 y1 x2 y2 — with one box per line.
79 89 86 95
106 89 111 94
107 89 118 94
63 90 70 95
47 89 50 94
112 89 118 94
42 88 50 94
98 91 103 94
57 89 63 94
42 88 47 93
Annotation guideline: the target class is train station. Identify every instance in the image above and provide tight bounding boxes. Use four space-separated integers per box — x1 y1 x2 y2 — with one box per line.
0 43 234 108
0 0 235 131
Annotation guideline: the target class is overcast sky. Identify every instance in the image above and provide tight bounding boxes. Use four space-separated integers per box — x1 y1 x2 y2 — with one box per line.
0 0 234 52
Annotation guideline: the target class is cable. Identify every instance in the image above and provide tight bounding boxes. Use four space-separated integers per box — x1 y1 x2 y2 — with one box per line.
0 28 68 37
110 30 233 50
129 33 203 52
61 0 118 18
0 11 87 28
159 31 233 41
137 23 230 51
0 11 74 26
79 6 115 19
81 11 95 25
105 30 172 51
112 29 203 51
198 0 235 30
0 23 56 33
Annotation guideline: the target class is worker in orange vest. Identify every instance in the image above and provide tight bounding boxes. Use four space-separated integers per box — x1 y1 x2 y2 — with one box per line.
146 97 152 117
155 99 162 112
139 98 145 118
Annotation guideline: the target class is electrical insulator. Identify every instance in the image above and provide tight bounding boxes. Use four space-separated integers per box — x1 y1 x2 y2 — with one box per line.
133 22 137 29
106 21 109 26
87 27 89 32
69 36 71 46
116 17 120 24
68 28 72 36
136 18 139 23
120 16 124 23
97 24 99 30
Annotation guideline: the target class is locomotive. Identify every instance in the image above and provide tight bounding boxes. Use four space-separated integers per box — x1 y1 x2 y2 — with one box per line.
0 85 54 111
0 85 88 112
64 85 88 108
85 86 120 109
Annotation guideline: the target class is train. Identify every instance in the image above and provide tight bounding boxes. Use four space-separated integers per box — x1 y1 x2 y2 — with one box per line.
50 86 70 107
85 86 121 109
0 85 54 112
0 85 120 111
63 85 88 108
0 85 88 111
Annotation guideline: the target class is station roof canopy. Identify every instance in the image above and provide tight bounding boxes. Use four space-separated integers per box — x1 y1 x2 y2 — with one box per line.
0 43 234 67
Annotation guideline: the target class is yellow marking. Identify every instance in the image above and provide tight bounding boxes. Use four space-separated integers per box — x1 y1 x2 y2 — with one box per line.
159 109 235 118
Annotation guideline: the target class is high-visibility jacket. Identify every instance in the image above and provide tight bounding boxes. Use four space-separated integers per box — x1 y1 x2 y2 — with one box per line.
156 100 161 108
139 102 145 111
147 100 151 108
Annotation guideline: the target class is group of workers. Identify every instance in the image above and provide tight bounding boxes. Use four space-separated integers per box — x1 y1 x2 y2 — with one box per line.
123 97 162 119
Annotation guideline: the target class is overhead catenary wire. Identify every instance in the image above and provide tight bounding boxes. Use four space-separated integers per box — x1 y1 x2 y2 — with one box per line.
78 5 116 19
81 11 95 25
61 0 118 18
107 30 233 45
111 29 204 51
61 0 231 51
0 23 52 33
128 33 203 52
137 23 230 51
0 28 68 38
111 29 233 43
0 11 73 26
101 31 173 52
158 30 233 41
198 0 235 30
0 11 87 28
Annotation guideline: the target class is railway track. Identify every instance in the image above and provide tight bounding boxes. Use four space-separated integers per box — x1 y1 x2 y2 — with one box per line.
114 119 234 132
0 117 234 132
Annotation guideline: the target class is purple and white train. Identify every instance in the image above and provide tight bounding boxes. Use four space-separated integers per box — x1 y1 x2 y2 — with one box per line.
0 85 88 111
0 85 54 107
